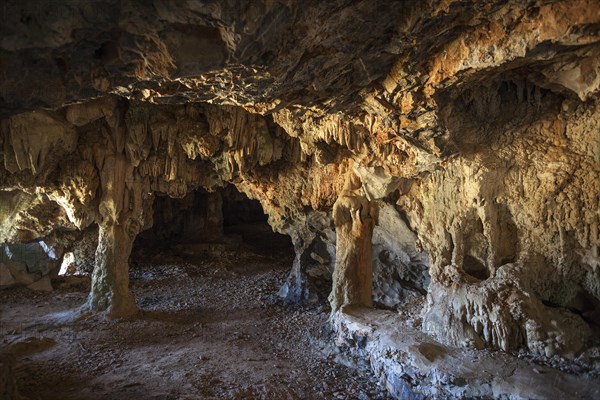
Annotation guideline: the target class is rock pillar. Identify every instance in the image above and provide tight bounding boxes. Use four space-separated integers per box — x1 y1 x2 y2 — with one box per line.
86 103 151 317
88 219 137 316
329 172 377 311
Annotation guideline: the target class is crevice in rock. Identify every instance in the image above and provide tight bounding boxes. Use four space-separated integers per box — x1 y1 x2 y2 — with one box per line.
463 255 489 281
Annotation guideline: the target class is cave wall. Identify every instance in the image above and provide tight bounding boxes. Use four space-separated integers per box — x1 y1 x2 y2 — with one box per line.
0 241 59 291
403 93 600 356
0 0 598 356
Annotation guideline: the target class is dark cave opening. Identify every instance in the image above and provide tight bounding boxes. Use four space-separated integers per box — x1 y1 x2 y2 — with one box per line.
132 185 294 259
220 186 293 255
125 184 298 332
462 254 489 281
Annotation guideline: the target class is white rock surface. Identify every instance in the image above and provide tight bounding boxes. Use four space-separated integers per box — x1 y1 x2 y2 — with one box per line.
333 307 600 399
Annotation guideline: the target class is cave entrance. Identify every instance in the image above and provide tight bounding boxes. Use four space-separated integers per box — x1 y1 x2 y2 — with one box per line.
130 183 296 296
220 185 293 255
133 185 294 258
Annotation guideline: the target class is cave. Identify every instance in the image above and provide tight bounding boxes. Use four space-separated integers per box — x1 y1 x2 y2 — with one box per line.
1 1 600 399
130 185 295 264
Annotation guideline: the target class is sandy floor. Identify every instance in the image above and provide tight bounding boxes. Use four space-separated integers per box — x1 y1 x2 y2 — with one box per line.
0 239 392 400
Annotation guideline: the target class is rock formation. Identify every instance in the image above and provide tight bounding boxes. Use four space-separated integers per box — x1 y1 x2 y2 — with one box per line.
329 171 378 311
1 0 599 394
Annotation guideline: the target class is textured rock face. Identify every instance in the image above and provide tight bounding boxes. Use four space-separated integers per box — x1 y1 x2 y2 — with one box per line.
0 241 59 291
372 202 430 309
1 0 599 362
403 94 600 356
334 307 600 399
329 172 378 311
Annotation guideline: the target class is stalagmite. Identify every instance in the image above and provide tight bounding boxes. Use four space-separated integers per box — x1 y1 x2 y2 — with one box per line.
329 172 378 311
85 106 152 317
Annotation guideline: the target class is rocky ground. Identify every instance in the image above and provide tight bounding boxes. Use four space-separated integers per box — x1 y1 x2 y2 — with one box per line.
334 307 600 399
0 234 392 400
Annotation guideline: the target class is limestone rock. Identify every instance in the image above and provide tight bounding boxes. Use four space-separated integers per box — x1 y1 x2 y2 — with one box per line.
27 274 53 292
0 0 598 372
0 262 16 288
71 227 99 275
279 211 336 306
0 241 59 291
333 307 600 399
372 202 430 310
329 172 378 312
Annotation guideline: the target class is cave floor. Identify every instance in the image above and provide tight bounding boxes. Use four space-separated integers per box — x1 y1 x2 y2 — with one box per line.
0 242 391 400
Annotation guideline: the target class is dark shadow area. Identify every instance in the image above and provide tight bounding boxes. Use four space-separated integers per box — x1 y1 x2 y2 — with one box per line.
461 217 490 281
134 190 224 250
463 255 489 281
221 185 293 256
133 185 294 259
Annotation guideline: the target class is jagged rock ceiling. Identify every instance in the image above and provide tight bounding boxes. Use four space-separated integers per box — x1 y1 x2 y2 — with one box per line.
1 0 599 363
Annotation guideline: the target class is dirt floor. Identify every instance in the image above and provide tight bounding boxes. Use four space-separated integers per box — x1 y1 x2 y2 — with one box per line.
0 233 392 400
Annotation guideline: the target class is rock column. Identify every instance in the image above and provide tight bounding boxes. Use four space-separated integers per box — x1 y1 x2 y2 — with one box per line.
86 104 151 317
329 172 377 311
88 217 137 316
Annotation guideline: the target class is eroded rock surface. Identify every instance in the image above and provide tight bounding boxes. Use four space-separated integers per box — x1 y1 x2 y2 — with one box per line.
1 0 600 397
334 307 600 399
0 241 59 291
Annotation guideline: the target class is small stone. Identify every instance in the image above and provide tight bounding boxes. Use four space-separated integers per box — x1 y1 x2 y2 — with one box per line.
27 275 53 292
